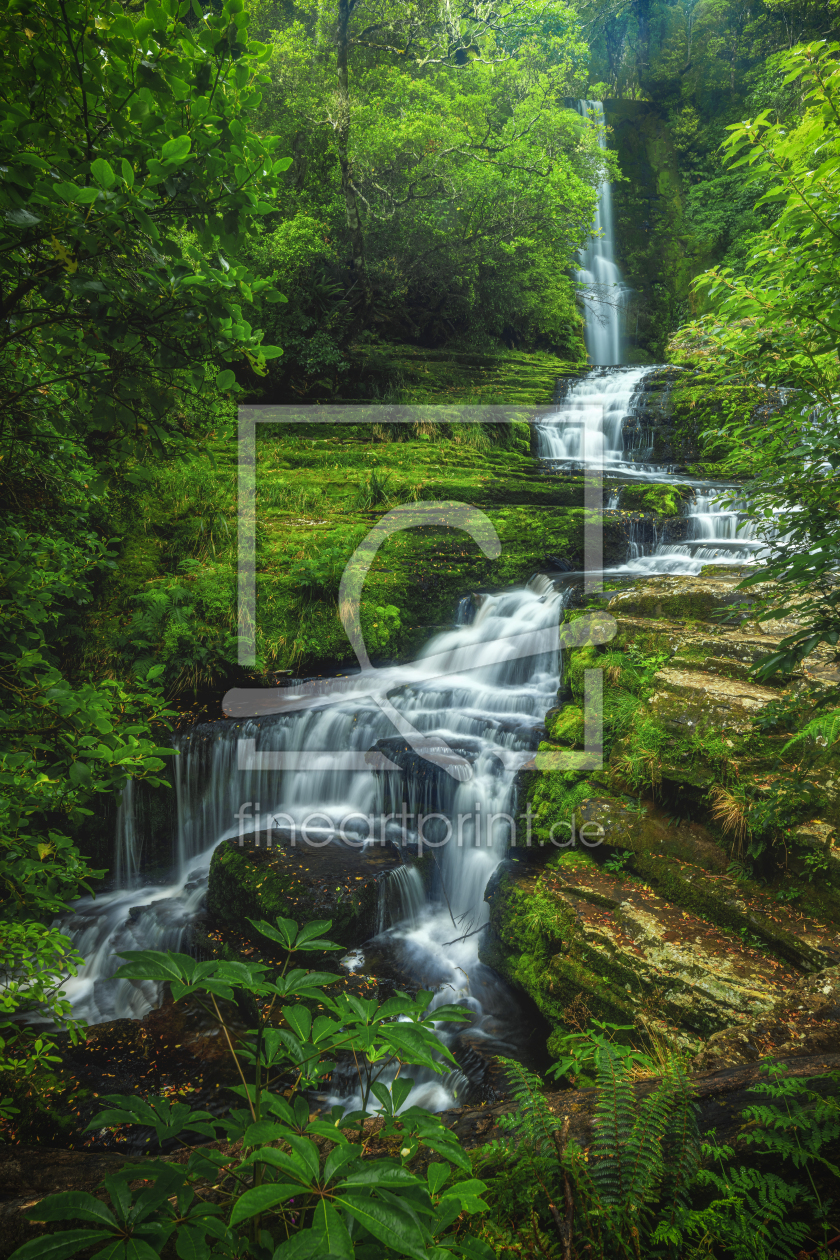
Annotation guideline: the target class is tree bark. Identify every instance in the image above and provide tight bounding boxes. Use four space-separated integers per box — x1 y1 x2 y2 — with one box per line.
336 0 367 289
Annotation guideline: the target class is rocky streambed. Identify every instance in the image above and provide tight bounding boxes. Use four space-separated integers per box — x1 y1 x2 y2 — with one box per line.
483 567 840 1070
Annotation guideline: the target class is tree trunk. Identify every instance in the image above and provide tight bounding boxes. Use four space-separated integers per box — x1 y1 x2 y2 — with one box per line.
336 0 367 288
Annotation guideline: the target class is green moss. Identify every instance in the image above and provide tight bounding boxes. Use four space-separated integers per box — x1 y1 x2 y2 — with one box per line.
89 421 631 687
480 868 640 1056
547 705 584 746
347 344 586 405
616 483 690 516
206 843 378 947
565 645 601 703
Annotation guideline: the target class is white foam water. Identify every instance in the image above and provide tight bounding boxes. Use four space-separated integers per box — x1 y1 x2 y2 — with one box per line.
536 366 773 577
576 100 630 367
54 577 567 1112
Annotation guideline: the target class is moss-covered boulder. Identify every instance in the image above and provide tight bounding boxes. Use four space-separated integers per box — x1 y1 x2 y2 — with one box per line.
487 568 840 1062
207 837 403 948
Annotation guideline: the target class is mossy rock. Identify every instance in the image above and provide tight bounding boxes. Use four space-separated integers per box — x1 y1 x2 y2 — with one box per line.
547 704 585 746
615 483 691 517
207 837 402 948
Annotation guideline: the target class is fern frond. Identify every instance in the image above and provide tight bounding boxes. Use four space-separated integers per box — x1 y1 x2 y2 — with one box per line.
590 1042 637 1207
782 708 840 754
495 1056 561 1150
658 1065 701 1228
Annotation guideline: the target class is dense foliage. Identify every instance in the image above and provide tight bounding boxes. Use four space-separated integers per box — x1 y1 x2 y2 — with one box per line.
0 0 287 1086
2 0 840 1256
672 38 840 675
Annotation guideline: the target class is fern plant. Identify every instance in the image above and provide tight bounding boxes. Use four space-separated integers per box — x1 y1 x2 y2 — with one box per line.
783 708 840 756
472 1059 569 1257
563 1041 701 1260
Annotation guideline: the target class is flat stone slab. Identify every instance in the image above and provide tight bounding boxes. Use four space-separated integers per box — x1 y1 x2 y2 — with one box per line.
552 865 800 1035
649 667 779 733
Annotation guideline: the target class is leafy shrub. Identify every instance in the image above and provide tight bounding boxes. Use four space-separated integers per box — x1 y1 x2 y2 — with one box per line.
11 916 492 1260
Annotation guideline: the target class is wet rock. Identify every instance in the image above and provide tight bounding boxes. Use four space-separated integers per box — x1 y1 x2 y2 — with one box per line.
606 574 768 623
648 667 779 734
207 835 403 948
694 965 840 1070
576 797 727 872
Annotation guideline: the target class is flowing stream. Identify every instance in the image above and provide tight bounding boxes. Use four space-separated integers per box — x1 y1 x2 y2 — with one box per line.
57 579 566 1109
536 366 768 576
52 117 768 1113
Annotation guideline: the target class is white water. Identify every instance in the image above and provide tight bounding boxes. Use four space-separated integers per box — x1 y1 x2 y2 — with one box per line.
536 366 771 577
576 100 630 366
54 578 566 1107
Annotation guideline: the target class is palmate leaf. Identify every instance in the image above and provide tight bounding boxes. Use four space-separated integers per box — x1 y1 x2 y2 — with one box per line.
10 1235 117 1260
335 1191 431 1260
228 1183 303 1226
87 1094 217 1142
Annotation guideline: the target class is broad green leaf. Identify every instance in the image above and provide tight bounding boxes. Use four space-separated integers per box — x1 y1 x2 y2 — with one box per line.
5 208 41 226
287 1135 320 1181
311 1201 353 1259
324 1144 361 1183
161 135 191 163
215 369 236 390
175 1226 212 1260
242 1119 292 1147
392 1077 414 1112
124 1241 160 1260
229 1184 302 1227
120 158 135 189
282 1005 311 1042
337 1192 429 1260
338 1161 423 1190
10 1231 111 1260
271 1232 325 1259
427 1164 450 1196
294 919 334 946
91 159 116 188
26 1193 117 1228
239 1148 311 1181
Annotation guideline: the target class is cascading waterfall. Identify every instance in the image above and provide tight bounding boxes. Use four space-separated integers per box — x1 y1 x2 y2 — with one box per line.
537 367 655 469
56 576 567 1108
375 864 426 935
536 365 772 576
55 356 776 1110
621 486 768 575
576 100 630 367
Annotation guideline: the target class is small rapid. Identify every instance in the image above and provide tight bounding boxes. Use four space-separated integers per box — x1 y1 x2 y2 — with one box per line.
54 578 567 1108
536 366 770 577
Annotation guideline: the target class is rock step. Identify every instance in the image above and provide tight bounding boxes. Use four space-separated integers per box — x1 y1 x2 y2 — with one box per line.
576 797 840 966
649 667 779 734
553 862 801 1035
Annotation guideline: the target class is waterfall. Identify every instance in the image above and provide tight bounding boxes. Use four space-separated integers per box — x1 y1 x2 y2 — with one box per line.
375 864 426 934
536 365 774 577
536 366 655 469
55 576 568 1104
623 487 771 575
114 780 140 890
576 100 630 367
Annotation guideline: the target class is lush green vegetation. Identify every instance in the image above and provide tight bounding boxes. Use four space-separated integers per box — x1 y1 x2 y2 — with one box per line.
2 0 840 1255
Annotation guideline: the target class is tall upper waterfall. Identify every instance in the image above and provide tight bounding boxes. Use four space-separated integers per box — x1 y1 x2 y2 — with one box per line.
576 100 629 367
